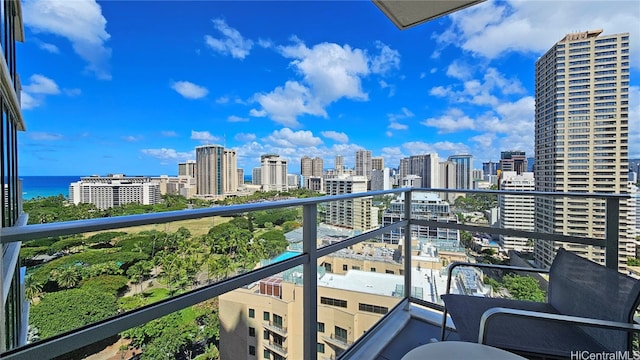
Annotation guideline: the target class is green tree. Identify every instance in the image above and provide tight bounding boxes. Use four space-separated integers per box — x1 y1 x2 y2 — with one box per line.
502 274 546 302
51 266 82 289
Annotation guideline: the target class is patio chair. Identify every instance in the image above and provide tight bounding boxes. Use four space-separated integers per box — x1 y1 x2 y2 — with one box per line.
440 248 640 358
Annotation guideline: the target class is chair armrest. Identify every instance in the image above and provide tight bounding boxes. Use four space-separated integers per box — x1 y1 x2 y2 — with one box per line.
478 307 640 344
445 261 550 295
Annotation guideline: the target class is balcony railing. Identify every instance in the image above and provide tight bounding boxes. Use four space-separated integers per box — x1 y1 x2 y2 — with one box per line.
264 321 287 336
0 188 627 360
321 333 352 349
264 340 288 356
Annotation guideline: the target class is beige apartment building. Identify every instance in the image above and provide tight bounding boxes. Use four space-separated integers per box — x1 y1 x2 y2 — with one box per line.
261 154 288 192
534 29 634 270
196 144 239 197
324 176 378 231
498 171 535 252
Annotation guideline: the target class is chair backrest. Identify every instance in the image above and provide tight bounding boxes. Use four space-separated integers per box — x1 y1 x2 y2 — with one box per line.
548 248 640 351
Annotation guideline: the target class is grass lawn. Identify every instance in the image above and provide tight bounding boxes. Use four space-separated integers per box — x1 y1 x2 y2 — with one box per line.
83 216 233 238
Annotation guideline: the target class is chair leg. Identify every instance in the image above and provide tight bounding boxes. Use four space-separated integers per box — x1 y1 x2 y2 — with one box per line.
440 307 448 341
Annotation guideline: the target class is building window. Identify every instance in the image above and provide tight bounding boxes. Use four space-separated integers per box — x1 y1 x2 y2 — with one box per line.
249 327 256 337
320 296 347 308
370 267 376 272
249 308 255 318
359 303 389 314
263 311 270 321
317 343 325 353
342 264 348 271
385 270 394 274
273 314 283 328
264 350 271 359
264 330 270 340
335 326 348 342
249 345 256 356
317 322 325 333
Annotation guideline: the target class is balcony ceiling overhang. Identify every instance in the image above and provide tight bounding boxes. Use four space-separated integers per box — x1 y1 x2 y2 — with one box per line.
372 0 486 30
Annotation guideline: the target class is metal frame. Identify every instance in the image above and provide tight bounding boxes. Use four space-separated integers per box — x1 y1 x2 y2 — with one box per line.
0 188 628 359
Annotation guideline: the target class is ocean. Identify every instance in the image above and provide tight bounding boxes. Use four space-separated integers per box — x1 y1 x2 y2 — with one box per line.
20 176 81 200
20 174 254 200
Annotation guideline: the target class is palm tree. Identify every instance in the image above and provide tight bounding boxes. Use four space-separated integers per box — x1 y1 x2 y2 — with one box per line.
24 277 43 303
52 267 81 289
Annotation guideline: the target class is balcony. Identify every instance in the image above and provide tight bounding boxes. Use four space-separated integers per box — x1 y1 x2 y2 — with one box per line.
0 188 629 360
264 321 287 336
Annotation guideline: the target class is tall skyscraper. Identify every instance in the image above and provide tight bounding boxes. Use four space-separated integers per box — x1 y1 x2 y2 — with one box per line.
300 156 313 178
372 156 385 171
499 151 527 175
534 29 632 270
498 172 535 252
196 145 223 196
224 149 238 194
178 160 196 177
252 167 262 185
408 154 439 189
355 150 372 179
482 161 497 176
261 154 288 192
335 155 344 175
312 157 324 176
448 154 473 190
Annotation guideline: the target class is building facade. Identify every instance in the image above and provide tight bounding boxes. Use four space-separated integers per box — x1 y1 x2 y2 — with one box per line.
1 0 27 351
261 154 288 192
355 150 372 179
499 151 528 175
334 155 344 175
534 29 633 270
324 176 377 231
178 160 196 177
372 157 384 171
196 144 225 196
447 154 473 190
498 172 535 252
69 175 161 210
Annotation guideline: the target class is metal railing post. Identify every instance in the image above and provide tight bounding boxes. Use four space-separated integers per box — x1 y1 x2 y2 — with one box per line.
404 189 412 299
303 203 318 360
605 197 619 270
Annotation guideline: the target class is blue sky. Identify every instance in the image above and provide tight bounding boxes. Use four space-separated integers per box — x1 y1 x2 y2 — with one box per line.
19 0 640 176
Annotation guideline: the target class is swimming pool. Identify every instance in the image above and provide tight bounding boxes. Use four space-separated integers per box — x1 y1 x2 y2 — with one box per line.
271 250 302 262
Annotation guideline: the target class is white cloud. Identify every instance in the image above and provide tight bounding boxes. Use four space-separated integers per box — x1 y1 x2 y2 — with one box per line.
216 96 230 104
421 108 476 133
38 41 59 53
251 81 324 127
470 133 495 149
141 148 193 161
21 92 38 109
235 133 256 142
321 131 349 143
228 115 249 122
430 86 451 97
402 141 470 157
265 128 322 148
64 88 82 96
204 18 253 59
258 38 273 48
253 40 400 126
161 131 178 137
435 0 640 67
446 60 473 80
431 67 524 106
27 132 63 141
191 130 219 143
24 74 60 94
388 122 408 130
171 81 208 99
23 0 111 79
122 135 142 142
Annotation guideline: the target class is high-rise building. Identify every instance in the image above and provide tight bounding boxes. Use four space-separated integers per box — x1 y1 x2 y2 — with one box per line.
499 151 527 175
325 176 377 231
300 156 313 179
447 154 473 190
252 167 262 185
482 161 497 176
534 29 633 271
399 158 410 179
178 160 196 177
382 192 459 245
224 149 238 194
196 145 225 196
335 155 344 175
312 157 324 176
355 150 372 179
372 157 384 171
237 169 244 185
408 154 439 189
69 175 161 210
1 0 27 351
498 172 535 252
261 154 288 192
371 168 391 191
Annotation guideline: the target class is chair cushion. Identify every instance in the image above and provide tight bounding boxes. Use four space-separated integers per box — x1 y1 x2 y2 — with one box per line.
441 294 609 357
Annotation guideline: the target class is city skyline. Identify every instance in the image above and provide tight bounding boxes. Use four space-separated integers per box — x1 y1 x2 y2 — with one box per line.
19 0 640 176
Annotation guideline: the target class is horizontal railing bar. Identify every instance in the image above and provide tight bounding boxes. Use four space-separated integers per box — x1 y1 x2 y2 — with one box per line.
316 221 407 258
414 188 629 198
2 254 308 360
413 219 606 247
0 189 407 244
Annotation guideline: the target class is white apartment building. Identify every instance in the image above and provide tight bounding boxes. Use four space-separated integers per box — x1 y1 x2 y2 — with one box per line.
69 175 161 210
534 29 634 270
325 176 377 231
498 172 535 252
261 154 288 192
